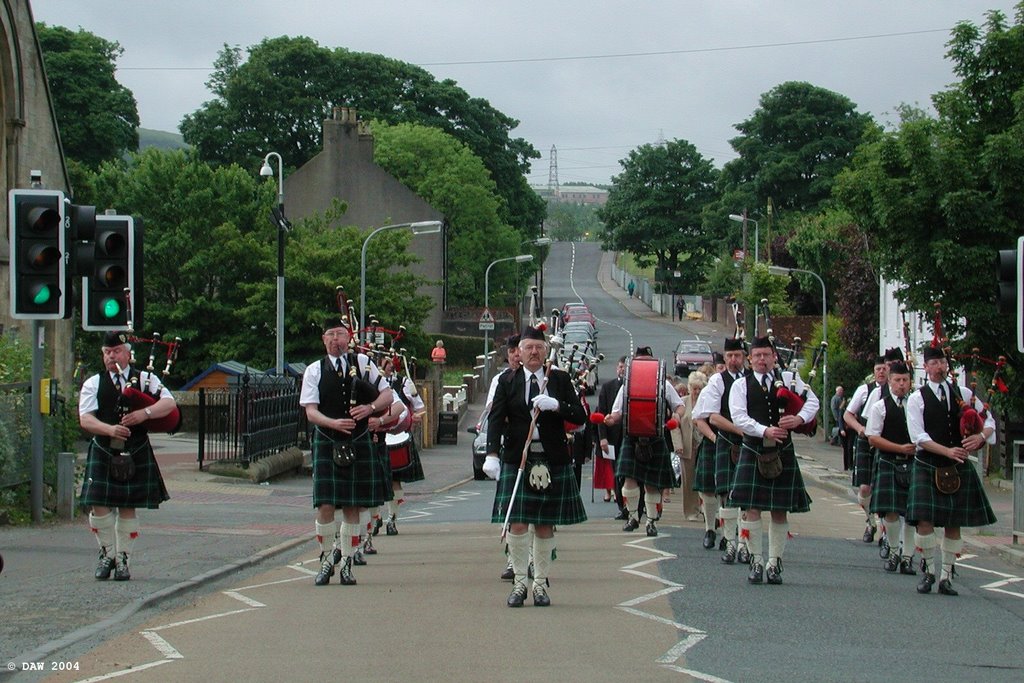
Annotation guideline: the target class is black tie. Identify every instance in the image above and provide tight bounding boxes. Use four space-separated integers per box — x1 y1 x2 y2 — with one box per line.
529 374 540 403
896 396 903 409
335 357 343 374
113 374 123 391
937 383 947 408
761 375 770 393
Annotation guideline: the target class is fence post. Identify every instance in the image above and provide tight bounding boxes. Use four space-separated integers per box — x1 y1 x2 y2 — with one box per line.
56 452 76 519
198 388 206 470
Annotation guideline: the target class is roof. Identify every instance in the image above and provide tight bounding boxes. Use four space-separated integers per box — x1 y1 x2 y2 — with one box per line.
181 360 307 391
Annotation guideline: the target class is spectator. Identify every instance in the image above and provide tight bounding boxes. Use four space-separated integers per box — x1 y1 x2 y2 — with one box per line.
830 385 845 446
627 280 635 298
430 340 447 364
676 297 685 321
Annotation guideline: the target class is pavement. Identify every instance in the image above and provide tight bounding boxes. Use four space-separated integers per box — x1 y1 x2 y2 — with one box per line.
1 251 1020 670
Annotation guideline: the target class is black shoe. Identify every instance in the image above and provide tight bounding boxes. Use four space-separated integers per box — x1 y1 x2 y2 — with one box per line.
721 543 737 564
718 536 728 551
95 550 115 580
645 520 658 537
884 553 900 572
613 509 629 521
362 537 377 555
500 560 514 581
528 562 534 580
748 562 764 584
314 550 337 586
737 545 751 565
899 557 917 575
917 572 935 594
507 581 528 607
352 549 367 566
372 517 382 536
937 578 958 596
702 530 716 550
879 537 890 559
338 556 356 585
623 517 640 532
766 560 783 585
113 553 130 581
862 524 876 544
386 518 398 536
532 583 551 607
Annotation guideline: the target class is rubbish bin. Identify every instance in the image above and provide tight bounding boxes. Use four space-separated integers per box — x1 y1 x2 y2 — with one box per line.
437 411 459 445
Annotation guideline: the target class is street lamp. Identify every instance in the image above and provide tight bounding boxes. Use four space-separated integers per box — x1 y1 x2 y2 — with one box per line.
483 254 534 388
519 237 552 317
728 214 759 263
769 264 829 440
359 220 444 340
260 152 288 376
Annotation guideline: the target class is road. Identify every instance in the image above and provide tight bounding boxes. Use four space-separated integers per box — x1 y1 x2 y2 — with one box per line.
6 242 1024 683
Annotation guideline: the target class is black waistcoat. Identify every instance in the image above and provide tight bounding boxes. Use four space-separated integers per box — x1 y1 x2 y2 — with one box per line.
96 369 149 450
744 373 777 427
718 371 738 422
921 382 959 449
878 394 911 454
317 355 380 437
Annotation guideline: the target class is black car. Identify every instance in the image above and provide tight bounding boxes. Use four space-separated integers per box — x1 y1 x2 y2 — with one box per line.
467 409 490 480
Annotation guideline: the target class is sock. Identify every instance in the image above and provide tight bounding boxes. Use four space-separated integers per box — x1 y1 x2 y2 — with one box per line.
393 484 405 506
702 494 719 532
940 536 963 582
720 507 739 543
883 516 899 548
738 511 750 549
746 518 764 564
916 531 937 575
857 492 873 524
767 519 789 566
902 521 915 559
643 492 662 522
89 512 115 555
532 535 555 590
622 485 641 520
114 516 140 560
315 520 338 556
339 522 360 559
507 530 531 586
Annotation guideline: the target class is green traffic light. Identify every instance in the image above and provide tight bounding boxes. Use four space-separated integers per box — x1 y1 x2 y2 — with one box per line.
32 284 53 305
101 298 121 319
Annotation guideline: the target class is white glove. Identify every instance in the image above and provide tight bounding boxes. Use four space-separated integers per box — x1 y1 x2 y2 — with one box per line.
531 395 559 412
483 455 502 480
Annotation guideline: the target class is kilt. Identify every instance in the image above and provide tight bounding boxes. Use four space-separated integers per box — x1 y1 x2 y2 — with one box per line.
374 438 395 502
391 438 426 483
852 435 876 487
869 453 913 516
312 431 386 508
906 453 996 528
490 461 588 526
616 436 676 489
693 438 717 492
713 432 742 496
727 439 811 513
80 438 169 509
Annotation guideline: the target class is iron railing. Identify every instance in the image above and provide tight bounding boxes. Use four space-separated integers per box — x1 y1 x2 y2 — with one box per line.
0 382 65 489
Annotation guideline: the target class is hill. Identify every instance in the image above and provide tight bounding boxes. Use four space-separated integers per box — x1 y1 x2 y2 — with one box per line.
138 127 188 151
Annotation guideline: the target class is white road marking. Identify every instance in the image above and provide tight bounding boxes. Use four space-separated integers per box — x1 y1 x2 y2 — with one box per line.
223 590 266 608
147 607 259 632
140 631 183 659
72 659 173 682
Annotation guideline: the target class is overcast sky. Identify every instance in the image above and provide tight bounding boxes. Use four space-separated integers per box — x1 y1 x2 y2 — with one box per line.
31 0 1019 187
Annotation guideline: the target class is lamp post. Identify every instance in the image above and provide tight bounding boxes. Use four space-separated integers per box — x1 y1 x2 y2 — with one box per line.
769 264 829 440
359 220 443 341
483 254 534 388
728 214 759 263
260 152 287 376
520 237 552 319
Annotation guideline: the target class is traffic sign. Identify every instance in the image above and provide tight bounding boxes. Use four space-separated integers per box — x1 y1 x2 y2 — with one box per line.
479 308 495 330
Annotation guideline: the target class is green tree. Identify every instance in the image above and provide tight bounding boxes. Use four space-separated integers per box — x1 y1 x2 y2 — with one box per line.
180 37 544 234
545 200 605 241
599 140 719 293
36 23 139 168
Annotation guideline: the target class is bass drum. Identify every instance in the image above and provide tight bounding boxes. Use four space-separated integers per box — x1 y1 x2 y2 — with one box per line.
623 356 665 439
386 432 412 471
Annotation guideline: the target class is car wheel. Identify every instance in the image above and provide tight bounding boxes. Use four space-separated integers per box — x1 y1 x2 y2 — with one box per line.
675 364 686 376
473 465 487 481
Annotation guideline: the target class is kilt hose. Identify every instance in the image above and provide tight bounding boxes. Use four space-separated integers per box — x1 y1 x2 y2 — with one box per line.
80 438 169 509
616 435 677 489
491 461 588 526
692 437 717 492
869 453 913 516
713 432 742 496
312 431 386 508
391 439 426 484
906 453 996 528
727 439 811 513
852 435 876 487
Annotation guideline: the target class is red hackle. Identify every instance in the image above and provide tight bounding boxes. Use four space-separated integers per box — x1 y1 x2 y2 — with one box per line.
665 418 679 430
959 408 984 438
536 322 548 332
775 386 817 435
588 411 606 424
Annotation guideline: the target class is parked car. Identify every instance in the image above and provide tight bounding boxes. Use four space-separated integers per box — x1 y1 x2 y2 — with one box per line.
467 408 490 480
674 339 714 377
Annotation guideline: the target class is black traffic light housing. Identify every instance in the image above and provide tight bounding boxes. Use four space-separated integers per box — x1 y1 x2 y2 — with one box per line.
996 236 1024 354
8 189 68 318
81 214 143 331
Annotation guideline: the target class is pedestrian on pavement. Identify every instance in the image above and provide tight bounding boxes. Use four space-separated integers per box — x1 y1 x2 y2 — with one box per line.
905 346 996 597
728 336 819 585
676 297 685 321
829 386 845 446
301 315 394 586
627 280 635 298
79 331 176 582
485 326 587 607
430 339 446 364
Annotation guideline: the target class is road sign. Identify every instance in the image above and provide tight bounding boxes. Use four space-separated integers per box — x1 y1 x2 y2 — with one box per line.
479 308 495 330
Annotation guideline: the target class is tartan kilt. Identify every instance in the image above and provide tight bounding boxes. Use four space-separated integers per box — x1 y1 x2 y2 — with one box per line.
616 436 676 489
852 435 876 487
391 438 426 483
312 431 386 508
727 439 811 513
80 438 169 509
906 454 996 528
374 438 394 502
692 438 717 492
491 461 587 526
713 433 742 495
869 453 913 516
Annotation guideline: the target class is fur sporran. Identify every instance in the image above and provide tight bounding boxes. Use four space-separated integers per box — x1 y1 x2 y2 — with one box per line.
755 448 783 480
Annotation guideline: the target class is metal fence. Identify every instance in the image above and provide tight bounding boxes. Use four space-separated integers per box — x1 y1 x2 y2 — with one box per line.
196 373 303 469
0 382 65 489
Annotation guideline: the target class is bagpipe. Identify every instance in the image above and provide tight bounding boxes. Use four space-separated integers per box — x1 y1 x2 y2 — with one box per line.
759 299 820 436
117 335 184 434
728 296 746 346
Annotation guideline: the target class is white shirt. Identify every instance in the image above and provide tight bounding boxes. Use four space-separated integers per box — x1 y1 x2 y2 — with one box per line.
611 379 685 414
299 353 384 406
844 382 882 423
728 370 820 438
78 370 173 415
905 381 996 448
692 371 741 420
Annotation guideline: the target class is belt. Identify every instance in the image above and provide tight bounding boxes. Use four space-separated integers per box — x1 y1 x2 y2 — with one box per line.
528 441 545 454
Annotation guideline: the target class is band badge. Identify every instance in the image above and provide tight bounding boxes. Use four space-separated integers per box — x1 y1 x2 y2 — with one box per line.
528 462 551 491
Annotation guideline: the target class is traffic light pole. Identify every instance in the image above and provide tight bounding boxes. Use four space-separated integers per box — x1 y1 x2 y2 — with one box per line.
30 321 44 523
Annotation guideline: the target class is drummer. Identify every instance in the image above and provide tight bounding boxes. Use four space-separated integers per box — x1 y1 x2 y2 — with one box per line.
381 355 426 535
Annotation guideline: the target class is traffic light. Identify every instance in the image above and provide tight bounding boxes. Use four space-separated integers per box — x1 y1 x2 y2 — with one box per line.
81 215 143 331
8 189 68 318
996 235 1024 353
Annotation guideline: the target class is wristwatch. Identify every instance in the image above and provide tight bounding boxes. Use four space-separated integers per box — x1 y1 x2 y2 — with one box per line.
144 408 153 418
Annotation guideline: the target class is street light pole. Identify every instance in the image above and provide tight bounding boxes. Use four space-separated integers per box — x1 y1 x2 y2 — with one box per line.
519 236 552 322
728 214 759 263
483 254 534 389
359 220 443 342
260 152 286 376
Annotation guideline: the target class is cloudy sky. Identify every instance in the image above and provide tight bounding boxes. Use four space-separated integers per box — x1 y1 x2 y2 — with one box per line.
31 0 1019 187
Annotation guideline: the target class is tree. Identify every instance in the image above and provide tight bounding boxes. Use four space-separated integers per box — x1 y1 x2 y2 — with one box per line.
180 37 545 234
36 23 139 168
600 140 719 293
545 201 604 242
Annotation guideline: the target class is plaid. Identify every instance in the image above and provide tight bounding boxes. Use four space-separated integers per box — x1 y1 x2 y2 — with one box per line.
391 438 425 483
374 438 395 502
713 432 742 495
491 461 588 526
727 439 812 513
616 436 676 489
692 437 717 492
80 439 169 509
869 453 912 516
852 435 876 487
906 454 997 528
312 431 386 508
